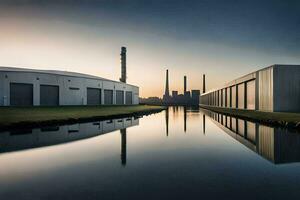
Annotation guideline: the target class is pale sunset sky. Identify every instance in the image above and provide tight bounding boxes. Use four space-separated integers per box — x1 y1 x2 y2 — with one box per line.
0 0 300 97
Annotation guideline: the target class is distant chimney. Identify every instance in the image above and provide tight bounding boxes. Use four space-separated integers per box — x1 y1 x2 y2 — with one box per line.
184 76 187 94
164 69 170 98
120 47 126 83
203 74 206 93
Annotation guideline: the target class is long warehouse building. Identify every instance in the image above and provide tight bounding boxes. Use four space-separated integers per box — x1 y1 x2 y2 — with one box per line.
0 67 139 106
200 65 300 112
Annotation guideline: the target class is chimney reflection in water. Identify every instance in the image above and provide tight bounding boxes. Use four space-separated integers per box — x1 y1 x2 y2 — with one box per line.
164 106 206 136
165 107 169 137
203 114 206 135
184 107 187 133
120 128 127 166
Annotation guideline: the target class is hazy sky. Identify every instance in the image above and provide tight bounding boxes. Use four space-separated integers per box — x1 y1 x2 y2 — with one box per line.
0 0 300 97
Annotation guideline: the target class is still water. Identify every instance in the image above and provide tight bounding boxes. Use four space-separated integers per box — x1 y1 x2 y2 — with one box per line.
1 107 300 200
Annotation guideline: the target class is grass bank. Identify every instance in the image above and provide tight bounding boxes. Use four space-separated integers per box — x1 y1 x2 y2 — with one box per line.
200 104 300 129
0 105 166 130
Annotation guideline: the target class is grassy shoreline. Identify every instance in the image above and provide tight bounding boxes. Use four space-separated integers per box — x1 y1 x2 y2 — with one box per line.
200 104 300 130
0 105 166 131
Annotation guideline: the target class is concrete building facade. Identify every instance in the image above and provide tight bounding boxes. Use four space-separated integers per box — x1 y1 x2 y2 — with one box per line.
200 65 300 112
0 67 139 106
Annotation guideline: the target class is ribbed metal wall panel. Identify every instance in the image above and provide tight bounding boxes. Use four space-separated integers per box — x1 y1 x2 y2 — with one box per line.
273 66 300 112
258 68 273 111
237 83 245 109
231 86 237 108
223 89 226 107
246 80 255 110
227 87 231 108
0 73 3 106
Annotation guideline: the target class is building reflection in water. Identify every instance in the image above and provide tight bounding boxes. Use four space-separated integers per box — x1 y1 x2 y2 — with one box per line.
204 110 300 164
0 117 139 166
165 106 202 136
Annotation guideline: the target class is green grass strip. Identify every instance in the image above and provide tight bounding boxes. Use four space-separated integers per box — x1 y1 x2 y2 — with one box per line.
0 105 165 128
200 104 300 129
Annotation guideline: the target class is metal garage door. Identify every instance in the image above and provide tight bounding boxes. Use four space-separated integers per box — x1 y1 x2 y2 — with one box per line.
10 83 33 106
87 88 101 105
125 91 132 105
116 90 124 105
104 89 113 105
40 85 59 106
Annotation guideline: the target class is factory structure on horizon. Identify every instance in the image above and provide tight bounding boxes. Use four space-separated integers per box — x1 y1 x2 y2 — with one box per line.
0 47 139 106
162 69 200 105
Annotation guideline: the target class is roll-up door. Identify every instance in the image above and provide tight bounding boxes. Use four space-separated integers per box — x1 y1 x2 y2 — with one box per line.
104 89 113 105
10 83 33 106
87 88 101 105
40 85 59 106
116 90 124 105
125 91 132 105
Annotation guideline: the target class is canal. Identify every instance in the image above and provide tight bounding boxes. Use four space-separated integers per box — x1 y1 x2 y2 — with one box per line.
1 107 300 199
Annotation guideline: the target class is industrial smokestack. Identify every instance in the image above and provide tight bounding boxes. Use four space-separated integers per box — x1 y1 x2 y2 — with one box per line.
203 74 206 93
120 47 126 83
164 69 170 97
184 75 187 94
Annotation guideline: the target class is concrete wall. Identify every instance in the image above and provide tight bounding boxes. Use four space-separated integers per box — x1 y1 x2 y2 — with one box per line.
0 69 139 106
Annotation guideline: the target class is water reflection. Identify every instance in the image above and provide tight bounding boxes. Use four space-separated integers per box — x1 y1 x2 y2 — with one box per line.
166 106 200 136
204 109 300 164
0 117 138 165
165 107 169 137
203 114 206 134
120 128 127 166
184 107 187 133
2 107 300 199
164 106 300 164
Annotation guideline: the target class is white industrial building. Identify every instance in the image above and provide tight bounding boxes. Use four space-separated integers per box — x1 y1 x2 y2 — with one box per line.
201 65 300 112
0 66 139 106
